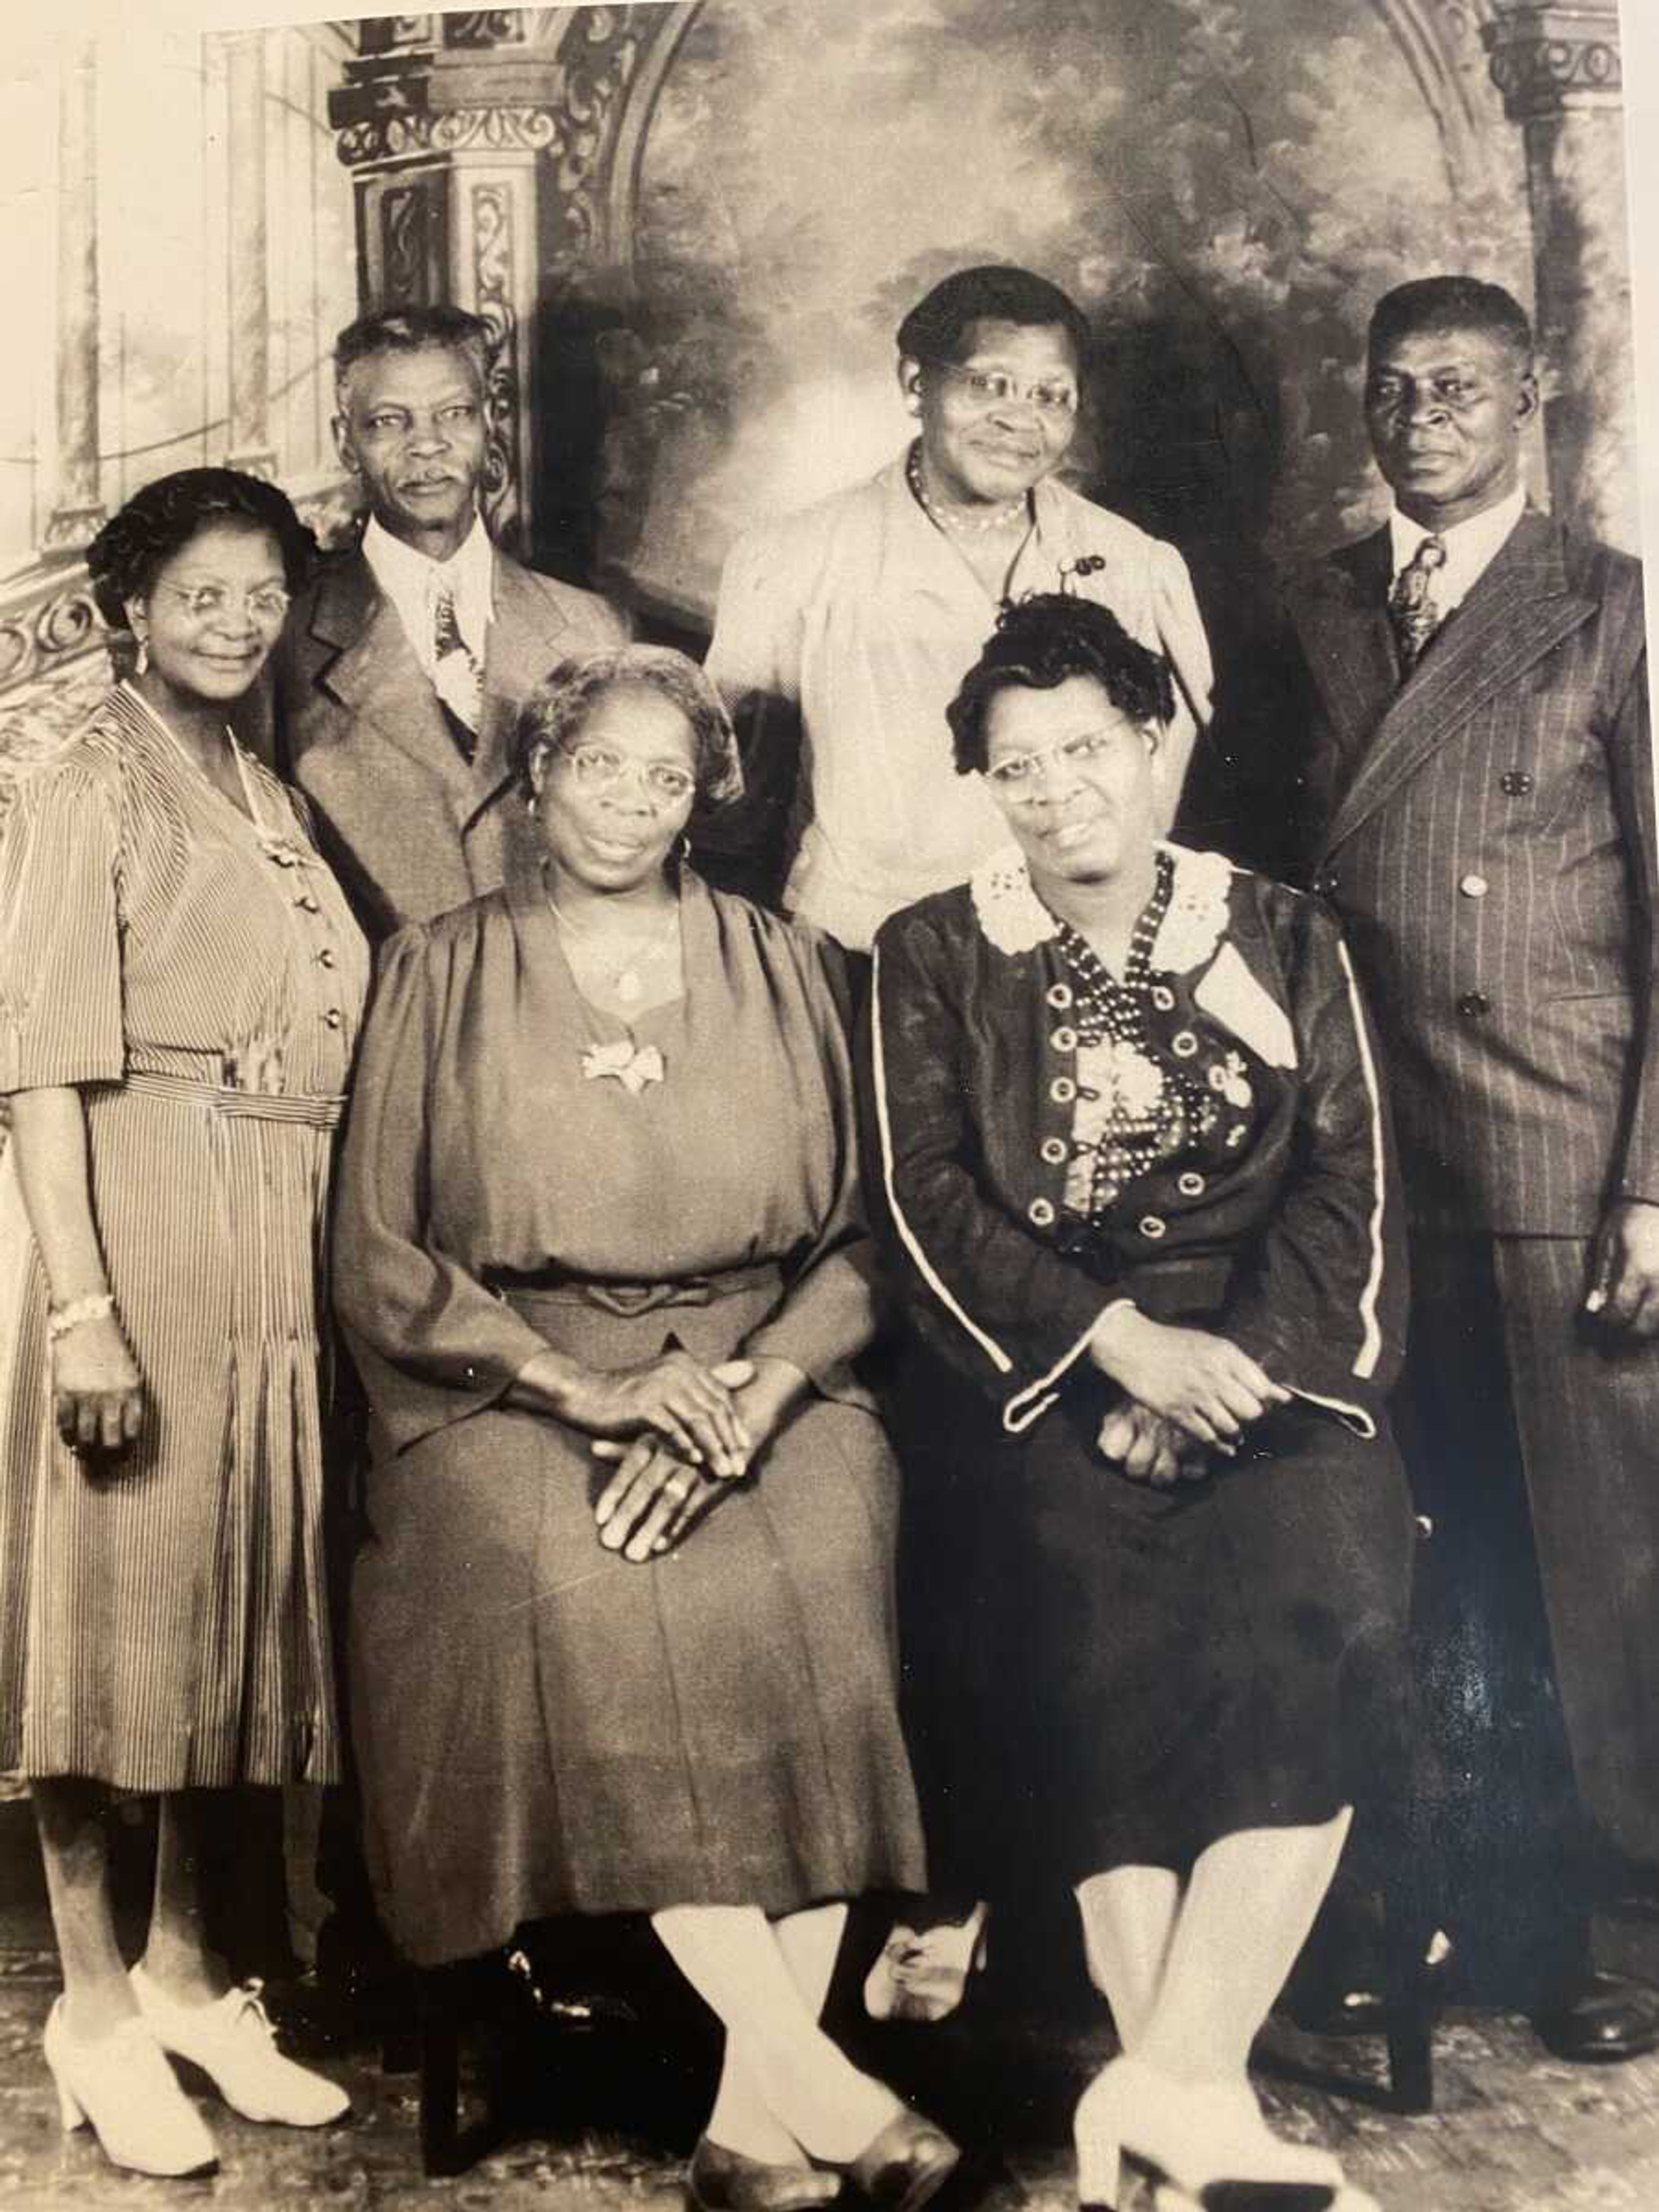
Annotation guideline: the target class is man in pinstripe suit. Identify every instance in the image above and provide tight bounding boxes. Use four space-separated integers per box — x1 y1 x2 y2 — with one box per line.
1290 276 1659 2060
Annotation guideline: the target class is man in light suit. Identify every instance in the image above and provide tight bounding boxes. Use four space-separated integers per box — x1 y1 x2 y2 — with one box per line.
1290 275 1659 2060
270 304 627 940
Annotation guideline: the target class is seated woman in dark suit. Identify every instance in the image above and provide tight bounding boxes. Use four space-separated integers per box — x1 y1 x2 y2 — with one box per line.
333 645 955 2212
866 594 1410 2212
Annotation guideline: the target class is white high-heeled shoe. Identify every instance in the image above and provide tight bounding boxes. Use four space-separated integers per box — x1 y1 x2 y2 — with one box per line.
130 1964 351 2127
1074 2055 1343 2211
42 1996 219 2178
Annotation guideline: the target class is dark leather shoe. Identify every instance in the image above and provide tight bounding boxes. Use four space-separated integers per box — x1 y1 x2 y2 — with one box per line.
1533 1970 1659 2063
686 2136 841 2212
848 2111 960 2212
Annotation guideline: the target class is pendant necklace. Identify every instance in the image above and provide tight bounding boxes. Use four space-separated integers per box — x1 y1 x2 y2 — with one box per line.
122 680 310 869
545 886 680 1009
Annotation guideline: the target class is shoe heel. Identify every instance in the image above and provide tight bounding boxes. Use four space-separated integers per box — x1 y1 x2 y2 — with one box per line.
53 2072 86 2132
1074 2132 1122 2210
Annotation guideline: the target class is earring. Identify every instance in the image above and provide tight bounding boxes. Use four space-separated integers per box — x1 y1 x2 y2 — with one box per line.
133 632 149 677
675 831 693 866
527 793 538 817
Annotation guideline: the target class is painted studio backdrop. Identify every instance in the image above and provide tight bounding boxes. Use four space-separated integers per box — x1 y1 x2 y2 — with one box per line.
0 0 1637 752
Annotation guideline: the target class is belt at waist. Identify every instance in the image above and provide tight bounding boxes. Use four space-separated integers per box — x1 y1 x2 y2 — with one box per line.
124 1069 346 1130
489 1261 782 1320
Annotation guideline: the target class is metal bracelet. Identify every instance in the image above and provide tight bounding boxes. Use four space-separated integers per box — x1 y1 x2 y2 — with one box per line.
45 1292 116 1343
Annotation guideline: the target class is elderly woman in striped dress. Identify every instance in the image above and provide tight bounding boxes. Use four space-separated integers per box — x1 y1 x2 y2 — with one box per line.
867 593 1412 2212
0 468 365 2178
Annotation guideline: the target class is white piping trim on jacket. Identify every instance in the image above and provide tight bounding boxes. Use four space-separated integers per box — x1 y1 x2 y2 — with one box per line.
1336 938 1387 1381
870 944 1014 1376
1002 1301 1128 1436
1284 1384 1377 1441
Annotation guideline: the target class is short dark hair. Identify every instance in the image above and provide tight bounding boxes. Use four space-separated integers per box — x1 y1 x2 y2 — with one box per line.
1367 276 1533 368
515 645 744 810
897 265 1091 372
947 594 1175 777
334 305 491 406
86 467 316 629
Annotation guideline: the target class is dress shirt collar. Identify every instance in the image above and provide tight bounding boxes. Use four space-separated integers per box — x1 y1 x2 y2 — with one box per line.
1387 482 1526 615
362 509 496 671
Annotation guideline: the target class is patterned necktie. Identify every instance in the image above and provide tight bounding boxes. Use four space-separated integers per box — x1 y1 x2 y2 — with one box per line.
1388 534 1448 675
431 577 483 747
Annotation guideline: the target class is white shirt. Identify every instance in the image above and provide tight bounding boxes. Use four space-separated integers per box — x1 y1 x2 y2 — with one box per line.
362 510 496 679
706 459 1213 950
1388 482 1526 617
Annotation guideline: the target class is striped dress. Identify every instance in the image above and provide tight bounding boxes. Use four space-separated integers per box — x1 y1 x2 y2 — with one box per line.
0 683 368 1791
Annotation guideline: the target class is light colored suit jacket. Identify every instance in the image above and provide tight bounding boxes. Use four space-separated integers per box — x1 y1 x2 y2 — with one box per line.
266 543 627 940
1290 509 1656 1234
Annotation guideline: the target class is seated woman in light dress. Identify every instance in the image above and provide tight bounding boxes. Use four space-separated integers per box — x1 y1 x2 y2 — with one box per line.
334 645 957 2212
866 593 1411 2212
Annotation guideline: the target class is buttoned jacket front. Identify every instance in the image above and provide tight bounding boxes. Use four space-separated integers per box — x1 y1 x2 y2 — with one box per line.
1289 510 1656 1232
865 844 1404 1439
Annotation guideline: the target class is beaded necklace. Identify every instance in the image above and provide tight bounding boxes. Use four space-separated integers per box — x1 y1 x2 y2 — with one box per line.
1057 852 1213 1211
904 442 1030 537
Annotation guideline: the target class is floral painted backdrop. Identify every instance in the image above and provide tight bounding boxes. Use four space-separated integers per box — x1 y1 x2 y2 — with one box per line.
556 0 1531 630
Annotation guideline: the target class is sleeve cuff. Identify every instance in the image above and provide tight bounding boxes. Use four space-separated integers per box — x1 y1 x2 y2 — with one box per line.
1002 1298 1134 1437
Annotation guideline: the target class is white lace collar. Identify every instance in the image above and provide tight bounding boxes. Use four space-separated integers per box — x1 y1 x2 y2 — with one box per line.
968 839 1233 973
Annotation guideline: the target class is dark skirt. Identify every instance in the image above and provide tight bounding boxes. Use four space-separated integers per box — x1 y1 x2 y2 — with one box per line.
350 1274 926 1968
894 1349 1415 1891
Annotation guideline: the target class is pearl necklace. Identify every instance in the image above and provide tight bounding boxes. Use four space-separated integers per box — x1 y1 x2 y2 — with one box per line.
545 885 680 1008
906 443 1029 537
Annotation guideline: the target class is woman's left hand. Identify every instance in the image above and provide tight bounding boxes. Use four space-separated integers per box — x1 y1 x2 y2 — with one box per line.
1097 1399 1209 1487
593 1438 727 1560
592 1354 811 1560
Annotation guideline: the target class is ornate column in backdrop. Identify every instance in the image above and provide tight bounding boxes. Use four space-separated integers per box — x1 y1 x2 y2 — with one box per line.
327 6 684 557
46 35 105 554
226 31 276 480
1484 1 1634 546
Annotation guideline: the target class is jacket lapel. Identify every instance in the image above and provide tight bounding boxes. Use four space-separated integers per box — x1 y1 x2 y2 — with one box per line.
305 551 477 807
1288 528 1398 763
1322 511 1598 855
471 554 572 790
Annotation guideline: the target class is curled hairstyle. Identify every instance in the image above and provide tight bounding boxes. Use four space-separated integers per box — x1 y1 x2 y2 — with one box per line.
515 645 745 809
947 594 1175 777
86 467 317 631
334 305 491 406
897 265 1091 372
1367 276 1533 368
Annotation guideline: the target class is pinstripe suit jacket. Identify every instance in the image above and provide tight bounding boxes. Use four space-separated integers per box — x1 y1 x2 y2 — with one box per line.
1289 509 1656 1233
262 544 627 941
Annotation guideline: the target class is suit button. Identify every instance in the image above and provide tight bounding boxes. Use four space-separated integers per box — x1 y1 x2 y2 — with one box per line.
1138 1214 1167 1240
1500 771 1534 797
1046 983 1074 1012
323 1008 343 1029
296 893 320 913
1050 1026 1078 1053
1041 1136 1068 1166
317 947 337 967
1050 1077 1076 1105
1028 1198 1056 1228
1456 991 1490 1018
1459 874 1489 899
